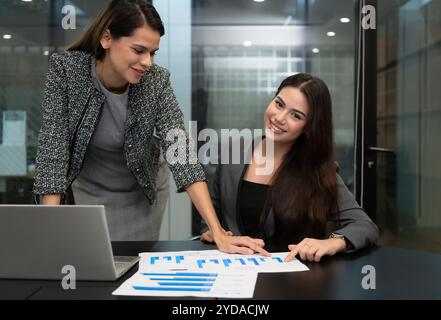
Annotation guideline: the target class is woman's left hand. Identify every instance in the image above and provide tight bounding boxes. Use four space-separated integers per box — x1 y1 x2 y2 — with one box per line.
284 237 346 262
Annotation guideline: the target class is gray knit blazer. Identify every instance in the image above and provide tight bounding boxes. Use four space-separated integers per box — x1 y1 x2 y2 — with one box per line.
33 50 206 203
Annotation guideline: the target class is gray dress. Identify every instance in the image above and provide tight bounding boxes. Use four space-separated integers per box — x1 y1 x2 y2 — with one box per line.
71 58 169 241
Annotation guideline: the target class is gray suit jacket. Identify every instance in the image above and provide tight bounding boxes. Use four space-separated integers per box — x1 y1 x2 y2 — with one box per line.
209 138 379 252
33 51 206 203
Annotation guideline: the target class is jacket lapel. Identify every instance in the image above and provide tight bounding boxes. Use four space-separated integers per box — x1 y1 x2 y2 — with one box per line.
69 88 105 178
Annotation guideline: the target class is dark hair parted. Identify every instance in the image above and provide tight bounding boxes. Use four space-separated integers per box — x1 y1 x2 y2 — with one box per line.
67 0 164 60
263 73 339 242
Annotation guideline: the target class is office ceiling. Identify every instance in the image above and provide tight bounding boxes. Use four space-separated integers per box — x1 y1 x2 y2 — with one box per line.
0 0 409 48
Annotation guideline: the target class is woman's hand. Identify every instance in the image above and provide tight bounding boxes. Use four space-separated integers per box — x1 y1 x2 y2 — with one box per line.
285 237 346 262
213 232 271 256
201 229 233 243
202 229 270 256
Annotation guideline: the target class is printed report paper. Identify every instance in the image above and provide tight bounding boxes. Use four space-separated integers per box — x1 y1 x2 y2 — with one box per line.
138 250 309 273
113 251 309 298
112 271 258 298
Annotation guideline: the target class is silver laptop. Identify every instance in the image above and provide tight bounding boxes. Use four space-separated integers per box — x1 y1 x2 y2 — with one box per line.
0 205 139 281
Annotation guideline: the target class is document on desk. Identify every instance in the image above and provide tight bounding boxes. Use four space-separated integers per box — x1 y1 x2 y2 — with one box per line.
112 271 258 298
113 251 308 298
137 250 309 273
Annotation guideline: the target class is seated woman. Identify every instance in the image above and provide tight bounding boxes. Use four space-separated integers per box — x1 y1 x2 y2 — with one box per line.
201 73 379 262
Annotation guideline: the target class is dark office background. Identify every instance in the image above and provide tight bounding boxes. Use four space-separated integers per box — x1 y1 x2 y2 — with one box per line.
0 0 440 253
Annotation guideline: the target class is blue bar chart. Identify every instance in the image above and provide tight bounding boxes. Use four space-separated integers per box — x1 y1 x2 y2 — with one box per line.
142 251 303 272
133 272 217 293
113 251 309 298
113 271 258 298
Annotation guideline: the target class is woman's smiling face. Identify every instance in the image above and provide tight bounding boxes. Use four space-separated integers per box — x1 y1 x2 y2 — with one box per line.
264 86 310 144
100 24 161 84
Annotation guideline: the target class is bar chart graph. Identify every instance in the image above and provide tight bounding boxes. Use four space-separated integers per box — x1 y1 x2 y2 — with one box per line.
133 272 217 293
140 250 307 273
113 271 258 298
113 250 309 298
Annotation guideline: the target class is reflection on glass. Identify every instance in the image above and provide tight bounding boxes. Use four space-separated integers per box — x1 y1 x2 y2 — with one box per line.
376 0 441 254
191 0 356 233
0 1 118 203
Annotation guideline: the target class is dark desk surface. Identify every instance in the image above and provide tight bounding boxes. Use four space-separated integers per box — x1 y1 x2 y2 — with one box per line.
1 241 440 300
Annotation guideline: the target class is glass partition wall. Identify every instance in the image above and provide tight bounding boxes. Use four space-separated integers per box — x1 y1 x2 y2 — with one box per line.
191 0 357 233
374 0 441 253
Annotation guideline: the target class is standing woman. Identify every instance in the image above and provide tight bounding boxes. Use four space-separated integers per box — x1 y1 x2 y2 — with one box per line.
33 0 267 255
202 73 379 261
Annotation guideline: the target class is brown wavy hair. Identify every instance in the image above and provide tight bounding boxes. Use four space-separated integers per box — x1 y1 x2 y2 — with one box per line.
263 73 339 242
67 0 164 60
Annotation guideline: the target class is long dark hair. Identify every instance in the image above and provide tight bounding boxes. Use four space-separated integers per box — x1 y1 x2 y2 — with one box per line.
263 73 339 242
67 0 164 60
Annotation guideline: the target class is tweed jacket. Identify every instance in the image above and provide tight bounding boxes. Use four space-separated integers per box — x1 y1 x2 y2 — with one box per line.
209 138 379 252
33 50 206 204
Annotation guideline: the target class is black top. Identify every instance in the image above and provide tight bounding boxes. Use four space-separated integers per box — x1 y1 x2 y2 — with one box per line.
238 180 270 237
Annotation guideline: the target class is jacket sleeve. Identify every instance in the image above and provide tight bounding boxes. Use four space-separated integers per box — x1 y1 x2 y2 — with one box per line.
33 54 70 195
154 69 206 192
329 174 380 252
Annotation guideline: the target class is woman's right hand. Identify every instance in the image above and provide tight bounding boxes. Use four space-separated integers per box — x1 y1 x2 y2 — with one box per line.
202 229 271 256
201 229 233 243
213 232 271 256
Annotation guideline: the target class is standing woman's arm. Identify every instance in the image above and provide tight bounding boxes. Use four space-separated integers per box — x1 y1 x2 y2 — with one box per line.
33 54 70 205
42 194 62 205
154 70 269 255
185 181 268 255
